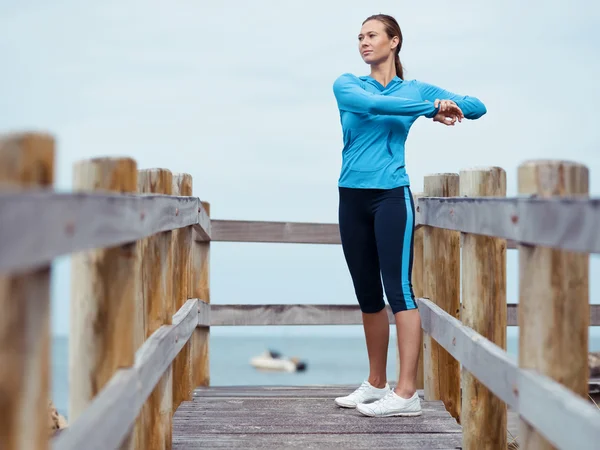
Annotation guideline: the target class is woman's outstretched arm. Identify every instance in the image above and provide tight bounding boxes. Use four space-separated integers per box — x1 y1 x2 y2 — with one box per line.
415 81 487 120
333 73 439 118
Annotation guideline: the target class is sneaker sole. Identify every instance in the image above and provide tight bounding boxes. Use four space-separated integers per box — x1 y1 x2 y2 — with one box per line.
335 396 389 409
358 409 422 417
334 399 357 408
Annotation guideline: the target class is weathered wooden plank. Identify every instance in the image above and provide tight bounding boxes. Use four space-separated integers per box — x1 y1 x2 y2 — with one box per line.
206 303 600 326
177 405 450 419
197 300 210 327
51 369 140 450
193 201 211 242
172 413 459 435
52 300 198 450
417 196 600 254
418 298 519 410
210 218 519 248
518 196 598 253
197 384 413 391
418 196 516 243
136 300 198 404
188 396 446 413
173 434 462 449
209 304 395 326
0 191 199 273
518 369 600 450
192 386 428 399
210 219 341 244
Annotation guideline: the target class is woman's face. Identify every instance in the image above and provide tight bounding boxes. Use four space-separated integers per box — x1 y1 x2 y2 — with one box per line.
358 20 396 65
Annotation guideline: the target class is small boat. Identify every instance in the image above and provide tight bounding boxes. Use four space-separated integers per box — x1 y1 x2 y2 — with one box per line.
250 350 307 373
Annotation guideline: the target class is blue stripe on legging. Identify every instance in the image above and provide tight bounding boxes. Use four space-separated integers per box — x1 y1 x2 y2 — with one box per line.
402 190 416 309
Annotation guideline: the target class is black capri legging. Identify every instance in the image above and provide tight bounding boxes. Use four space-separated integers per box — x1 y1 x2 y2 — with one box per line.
338 185 417 315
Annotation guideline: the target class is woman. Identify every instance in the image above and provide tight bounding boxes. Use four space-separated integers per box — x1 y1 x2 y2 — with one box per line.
332 14 486 418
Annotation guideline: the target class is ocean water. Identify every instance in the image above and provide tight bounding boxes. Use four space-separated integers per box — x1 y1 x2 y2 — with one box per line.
52 328 600 420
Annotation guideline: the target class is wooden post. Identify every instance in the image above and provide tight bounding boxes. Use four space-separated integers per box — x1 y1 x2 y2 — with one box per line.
0 133 54 450
517 160 589 450
69 158 138 401
422 173 461 421
172 173 193 410
459 167 507 449
192 201 211 387
137 169 174 450
397 192 424 390
69 157 138 448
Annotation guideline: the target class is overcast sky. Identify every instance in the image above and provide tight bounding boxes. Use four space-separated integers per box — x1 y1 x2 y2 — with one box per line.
1 0 599 338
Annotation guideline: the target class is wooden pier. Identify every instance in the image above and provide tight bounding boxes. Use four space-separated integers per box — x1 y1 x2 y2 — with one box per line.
174 386 462 449
1 132 600 450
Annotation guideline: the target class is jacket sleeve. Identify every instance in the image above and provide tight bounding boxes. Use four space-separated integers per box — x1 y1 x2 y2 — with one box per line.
333 74 438 118
414 80 487 119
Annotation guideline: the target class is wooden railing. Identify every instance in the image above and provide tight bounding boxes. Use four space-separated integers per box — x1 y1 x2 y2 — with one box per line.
414 165 600 450
0 133 211 450
1 132 600 450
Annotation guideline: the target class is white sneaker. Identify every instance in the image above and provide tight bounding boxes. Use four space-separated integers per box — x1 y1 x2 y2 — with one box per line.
334 381 390 408
356 390 422 417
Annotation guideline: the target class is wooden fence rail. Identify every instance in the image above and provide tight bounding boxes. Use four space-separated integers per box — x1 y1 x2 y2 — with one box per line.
1 132 600 450
208 218 524 248
0 191 208 273
418 297 600 450
52 299 200 450
417 196 600 254
205 303 600 327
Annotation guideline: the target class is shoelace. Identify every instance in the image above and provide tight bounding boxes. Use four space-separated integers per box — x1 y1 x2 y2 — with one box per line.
349 381 371 398
372 390 395 406
354 382 370 394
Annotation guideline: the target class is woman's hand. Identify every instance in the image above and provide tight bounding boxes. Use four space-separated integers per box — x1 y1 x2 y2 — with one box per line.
433 99 463 126
433 111 460 126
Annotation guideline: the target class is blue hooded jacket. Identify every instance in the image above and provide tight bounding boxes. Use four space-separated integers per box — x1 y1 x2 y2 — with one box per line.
332 73 486 189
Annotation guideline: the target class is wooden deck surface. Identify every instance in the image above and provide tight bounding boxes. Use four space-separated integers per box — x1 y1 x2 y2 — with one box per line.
172 385 464 449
